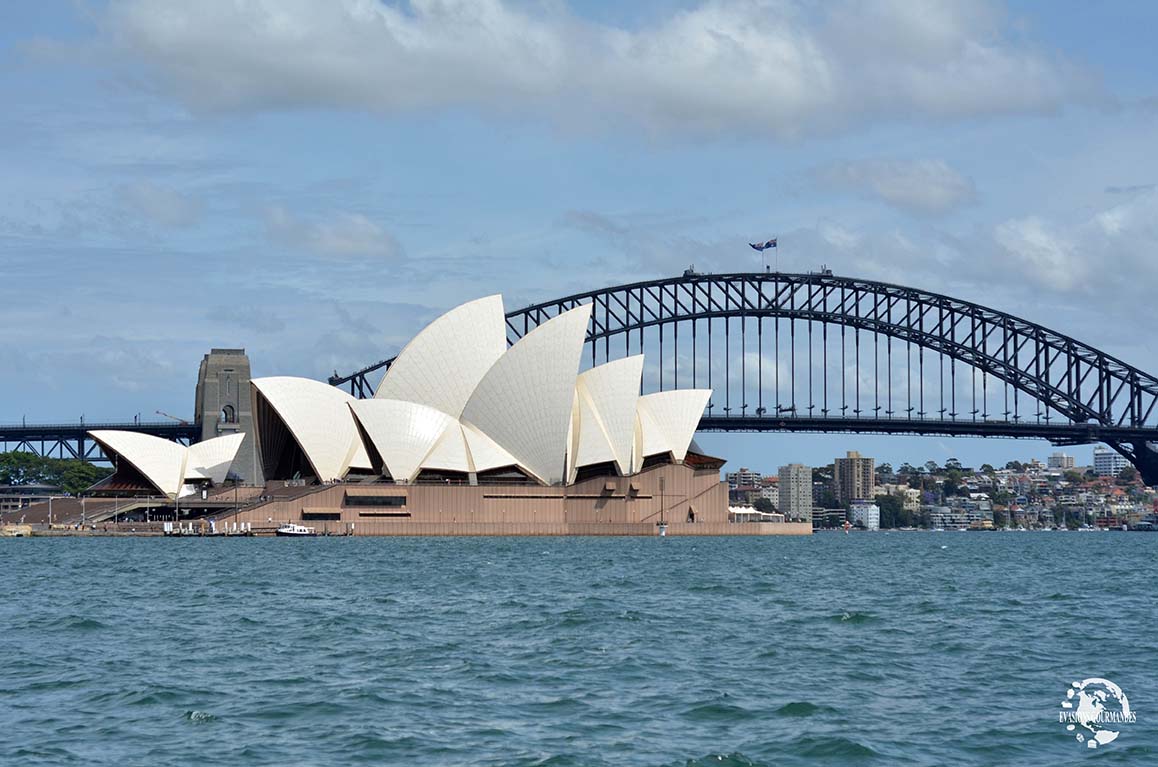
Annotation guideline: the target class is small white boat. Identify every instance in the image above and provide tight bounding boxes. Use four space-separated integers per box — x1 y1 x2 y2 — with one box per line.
276 523 317 537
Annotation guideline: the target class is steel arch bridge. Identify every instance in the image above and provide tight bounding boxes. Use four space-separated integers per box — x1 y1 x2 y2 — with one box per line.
330 271 1158 483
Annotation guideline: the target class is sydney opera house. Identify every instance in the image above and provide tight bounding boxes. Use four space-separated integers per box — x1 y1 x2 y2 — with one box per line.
78 295 805 535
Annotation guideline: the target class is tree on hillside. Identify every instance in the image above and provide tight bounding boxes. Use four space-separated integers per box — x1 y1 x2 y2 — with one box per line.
1117 465 1139 485
0 451 110 496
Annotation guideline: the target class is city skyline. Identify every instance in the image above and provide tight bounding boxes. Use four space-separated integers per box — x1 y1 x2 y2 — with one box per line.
3 1 1158 474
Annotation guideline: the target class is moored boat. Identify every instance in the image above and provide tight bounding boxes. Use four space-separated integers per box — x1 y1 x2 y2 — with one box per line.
276 523 317 537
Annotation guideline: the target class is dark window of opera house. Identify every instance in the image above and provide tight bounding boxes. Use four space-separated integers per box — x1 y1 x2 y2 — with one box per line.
344 494 406 507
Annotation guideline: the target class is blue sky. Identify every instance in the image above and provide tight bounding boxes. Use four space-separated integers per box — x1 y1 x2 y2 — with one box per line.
2 0 1157 475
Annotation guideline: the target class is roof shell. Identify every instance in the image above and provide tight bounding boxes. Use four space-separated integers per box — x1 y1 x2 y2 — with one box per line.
461 304 591 485
635 389 711 463
251 376 368 481
375 295 507 418
89 430 188 499
571 356 644 476
349 399 455 483
185 432 246 485
420 423 473 473
461 422 520 473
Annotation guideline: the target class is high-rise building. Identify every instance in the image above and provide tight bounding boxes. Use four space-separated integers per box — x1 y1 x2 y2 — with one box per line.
1092 447 1129 477
777 463 812 522
834 450 874 505
1047 452 1075 469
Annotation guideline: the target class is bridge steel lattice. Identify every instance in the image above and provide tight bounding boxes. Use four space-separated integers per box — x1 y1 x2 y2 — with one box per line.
332 271 1158 483
0 422 198 463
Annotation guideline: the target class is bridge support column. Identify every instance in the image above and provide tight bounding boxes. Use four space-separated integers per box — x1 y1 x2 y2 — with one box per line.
1123 440 1158 487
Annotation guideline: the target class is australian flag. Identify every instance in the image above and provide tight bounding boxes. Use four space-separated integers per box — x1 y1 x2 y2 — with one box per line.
749 238 777 252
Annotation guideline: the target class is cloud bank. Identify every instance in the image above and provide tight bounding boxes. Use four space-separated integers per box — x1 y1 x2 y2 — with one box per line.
103 0 1094 137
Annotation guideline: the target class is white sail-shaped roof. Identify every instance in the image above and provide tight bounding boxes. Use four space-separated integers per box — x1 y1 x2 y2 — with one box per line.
185 432 246 485
571 356 644 475
375 295 507 417
349 399 455 483
635 389 711 463
251 376 368 481
89 430 188 499
420 423 473 473
461 304 591 485
462 422 521 473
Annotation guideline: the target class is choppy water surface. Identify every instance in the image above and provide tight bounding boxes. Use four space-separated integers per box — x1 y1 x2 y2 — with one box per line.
1 533 1155 766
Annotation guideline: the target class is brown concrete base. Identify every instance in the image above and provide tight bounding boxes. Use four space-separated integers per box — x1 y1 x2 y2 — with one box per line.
217 462 813 536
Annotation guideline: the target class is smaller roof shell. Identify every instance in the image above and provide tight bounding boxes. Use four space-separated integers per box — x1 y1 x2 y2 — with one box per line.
251 377 369 481
349 399 455 483
571 356 644 476
185 432 246 485
634 389 711 464
89 430 188 499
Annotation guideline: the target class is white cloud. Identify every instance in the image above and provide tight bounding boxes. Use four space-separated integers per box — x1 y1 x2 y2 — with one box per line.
264 205 402 259
815 159 977 215
994 217 1083 291
101 0 1095 137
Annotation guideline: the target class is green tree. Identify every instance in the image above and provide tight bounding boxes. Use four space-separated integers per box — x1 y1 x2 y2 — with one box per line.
874 493 904 529
876 462 894 478
1117 466 1139 485
1005 460 1025 472
1063 469 1085 485
51 460 112 496
752 497 775 513
0 451 52 485
0 451 109 496
980 463 996 474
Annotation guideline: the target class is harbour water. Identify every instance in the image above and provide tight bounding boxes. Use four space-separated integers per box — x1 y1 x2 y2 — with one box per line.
2 533 1154 766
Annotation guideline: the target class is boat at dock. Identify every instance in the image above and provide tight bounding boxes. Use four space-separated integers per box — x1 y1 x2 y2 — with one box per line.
276 523 318 537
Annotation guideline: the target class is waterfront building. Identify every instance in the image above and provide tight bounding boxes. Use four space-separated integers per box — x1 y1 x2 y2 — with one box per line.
834 451 874 504
777 463 812 522
67 295 811 536
849 500 880 530
813 508 847 529
1047 452 1075 470
1093 447 1129 477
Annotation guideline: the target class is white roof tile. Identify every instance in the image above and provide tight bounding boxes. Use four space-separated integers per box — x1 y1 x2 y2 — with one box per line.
185 432 246 485
461 304 591 484
349 399 455 483
88 430 188 499
635 389 711 463
251 376 367 481
572 356 643 475
375 295 507 417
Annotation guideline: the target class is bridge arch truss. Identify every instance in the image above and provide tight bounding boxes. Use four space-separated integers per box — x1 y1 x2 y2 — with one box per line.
332 272 1158 482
